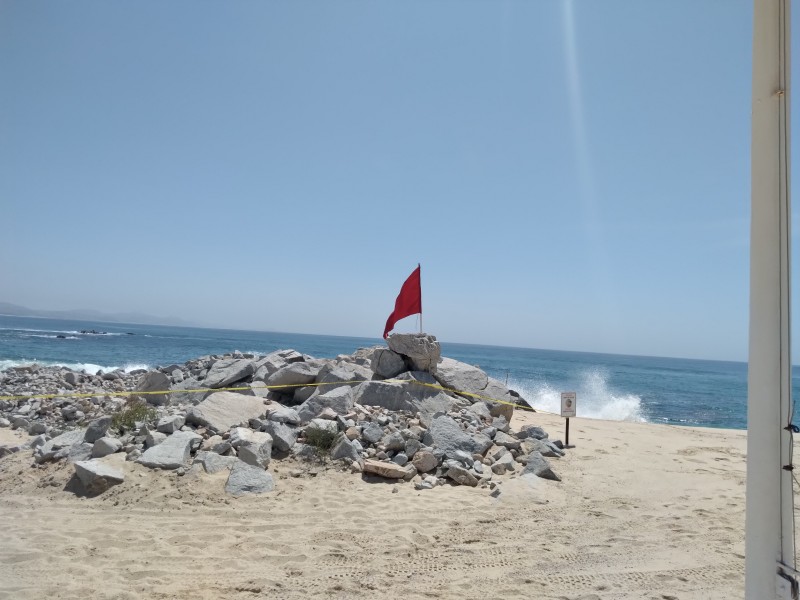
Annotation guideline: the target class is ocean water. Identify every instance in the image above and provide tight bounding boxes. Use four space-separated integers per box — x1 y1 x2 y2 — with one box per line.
0 314 793 430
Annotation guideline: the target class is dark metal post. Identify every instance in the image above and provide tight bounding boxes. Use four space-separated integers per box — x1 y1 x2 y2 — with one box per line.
565 417 570 447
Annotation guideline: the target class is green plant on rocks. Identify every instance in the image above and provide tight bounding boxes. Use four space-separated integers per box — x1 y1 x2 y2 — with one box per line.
111 399 157 433
304 426 337 456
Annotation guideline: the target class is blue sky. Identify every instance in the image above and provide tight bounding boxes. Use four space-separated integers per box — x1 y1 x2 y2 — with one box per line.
0 0 784 361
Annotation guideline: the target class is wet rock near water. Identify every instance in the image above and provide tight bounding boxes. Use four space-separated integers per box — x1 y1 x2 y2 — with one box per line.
0 333 565 496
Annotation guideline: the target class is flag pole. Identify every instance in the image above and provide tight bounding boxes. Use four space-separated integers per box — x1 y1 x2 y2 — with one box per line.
419 263 422 333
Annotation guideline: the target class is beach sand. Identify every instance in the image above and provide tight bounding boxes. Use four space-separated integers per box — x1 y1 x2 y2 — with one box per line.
0 413 753 599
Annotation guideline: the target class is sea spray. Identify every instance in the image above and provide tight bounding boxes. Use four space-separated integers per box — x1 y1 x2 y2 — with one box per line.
508 367 646 423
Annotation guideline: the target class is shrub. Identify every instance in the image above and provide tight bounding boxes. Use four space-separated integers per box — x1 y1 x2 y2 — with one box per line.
111 399 157 432
304 426 337 455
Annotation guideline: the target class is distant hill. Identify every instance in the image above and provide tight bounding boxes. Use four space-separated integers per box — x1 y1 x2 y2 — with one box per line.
0 302 197 328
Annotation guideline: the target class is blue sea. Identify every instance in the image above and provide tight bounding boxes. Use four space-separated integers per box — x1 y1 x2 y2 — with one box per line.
0 314 792 430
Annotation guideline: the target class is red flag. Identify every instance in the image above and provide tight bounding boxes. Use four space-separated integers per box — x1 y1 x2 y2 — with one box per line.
383 264 422 338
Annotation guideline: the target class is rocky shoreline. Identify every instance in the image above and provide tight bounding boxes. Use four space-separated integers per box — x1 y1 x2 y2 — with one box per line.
0 333 565 497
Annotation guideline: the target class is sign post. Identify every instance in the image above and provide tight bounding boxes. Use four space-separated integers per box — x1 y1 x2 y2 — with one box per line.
560 392 576 447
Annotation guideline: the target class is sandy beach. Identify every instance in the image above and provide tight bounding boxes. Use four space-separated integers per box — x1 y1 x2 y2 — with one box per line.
0 411 750 600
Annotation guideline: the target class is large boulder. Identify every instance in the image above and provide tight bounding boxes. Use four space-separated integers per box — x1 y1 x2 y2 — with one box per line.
225 460 275 495
169 378 210 405
387 333 441 372
432 358 516 421
35 429 86 463
433 357 488 392
194 451 236 474
315 363 372 389
266 362 321 391
422 415 492 458
263 421 297 452
237 435 273 469
202 358 255 389
73 461 125 494
353 381 418 412
297 386 354 423
137 430 202 470
370 348 407 379
132 371 171 406
186 392 266 433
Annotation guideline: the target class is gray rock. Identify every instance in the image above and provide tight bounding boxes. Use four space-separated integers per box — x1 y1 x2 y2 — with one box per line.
381 431 406 451
12 417 30 430
297 386 354 423
422 415 492 458
74 460 124 494
28 422 47 435
91 437 123 458
137 431 202 470
466 402 492 420
387 333 441 372
145 431 167 448
417 393 458 428
522 451 561 481
66 442 94 463
307 419 338 436
0 417 10 427
237 435 273 469
434 357 488 392
446 463 479 487
64 371 80 386
404 438 422 459
411 450 439 473
353 381 418 412
491 452 516 475
266 362 320 390
156 415 185 434
392 452 409 466
225 460 275 495
84 416 112 443
370 348 407 378
315 363 372 389
229 427 271 449
521 438 565 458
361 422 384 445
330 434 362 463
202 358 255 389
263 421 297 453
35 429 86 463
267 406 301 425
132 371 171 406
194 451 236 474
169 377 209 405
493 430 521 450
186 392 266 433
518 425 549 440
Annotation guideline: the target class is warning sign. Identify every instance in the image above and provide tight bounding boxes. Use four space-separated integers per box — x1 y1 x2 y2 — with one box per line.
560 392 576 418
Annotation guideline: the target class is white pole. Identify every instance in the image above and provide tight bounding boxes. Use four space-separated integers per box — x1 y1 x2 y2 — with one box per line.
746 0 794 597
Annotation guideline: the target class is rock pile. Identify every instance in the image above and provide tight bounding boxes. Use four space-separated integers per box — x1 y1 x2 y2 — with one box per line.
0 333 565 496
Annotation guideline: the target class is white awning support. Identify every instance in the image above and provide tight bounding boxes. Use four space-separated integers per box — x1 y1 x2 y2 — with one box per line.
746 0 795 598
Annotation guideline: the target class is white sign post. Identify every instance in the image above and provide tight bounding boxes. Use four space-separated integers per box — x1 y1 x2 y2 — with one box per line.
561 392 576 446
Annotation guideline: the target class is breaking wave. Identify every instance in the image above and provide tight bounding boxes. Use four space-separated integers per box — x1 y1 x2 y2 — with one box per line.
0 359 150 375
508 368 646 423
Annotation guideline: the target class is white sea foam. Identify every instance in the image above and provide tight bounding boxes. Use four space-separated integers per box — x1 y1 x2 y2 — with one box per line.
25 334 80 340
0 359 150 375
509 368 646 423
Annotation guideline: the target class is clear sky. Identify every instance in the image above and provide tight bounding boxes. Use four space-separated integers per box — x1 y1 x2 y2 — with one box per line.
0 0 790 362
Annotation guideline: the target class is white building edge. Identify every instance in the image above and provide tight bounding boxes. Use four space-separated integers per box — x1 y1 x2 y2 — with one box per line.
747 0 796 597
